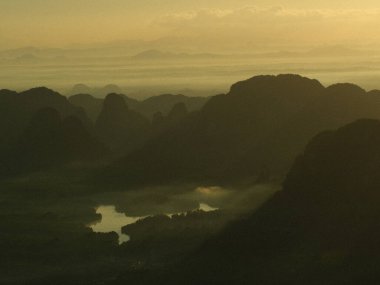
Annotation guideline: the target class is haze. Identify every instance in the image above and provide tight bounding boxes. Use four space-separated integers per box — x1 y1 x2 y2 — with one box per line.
1 0 380 49
2 0 380 96
4 1 380 284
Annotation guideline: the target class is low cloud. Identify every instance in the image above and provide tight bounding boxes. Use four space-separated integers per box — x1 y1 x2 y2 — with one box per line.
155 6 380 24
152 6 380 49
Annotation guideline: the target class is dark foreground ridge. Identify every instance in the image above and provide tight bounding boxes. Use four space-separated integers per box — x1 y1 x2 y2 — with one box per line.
126 119 380 285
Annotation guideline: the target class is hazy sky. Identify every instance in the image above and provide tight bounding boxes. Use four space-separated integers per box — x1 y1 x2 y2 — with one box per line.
1 0 380 50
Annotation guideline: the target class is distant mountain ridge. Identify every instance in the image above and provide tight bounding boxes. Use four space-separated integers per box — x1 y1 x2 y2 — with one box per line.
69 84 124 97
131 49 221 60
69 92 209 121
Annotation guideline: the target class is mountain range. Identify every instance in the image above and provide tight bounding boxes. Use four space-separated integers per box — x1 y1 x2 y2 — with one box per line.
0 86 209 175
156 119 380 285
99 74 380 188
3 74 380 188
4 74 380 284
68 91 209 120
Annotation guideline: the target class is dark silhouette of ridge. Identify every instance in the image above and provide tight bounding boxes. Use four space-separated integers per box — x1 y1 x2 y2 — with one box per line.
69 84 124 97
228 74 324 97
71 84 92 95
325 83 366 95
19 87 76 114
151 102 189 135
137 94 208 118
98 74 380 188
0 87 91 154
167 102 188 120
69 93 140 122
68 94 103 122
68 92 208 121
99 84 122 95
0 108 106 175
95 93 150 152
142 119 380 285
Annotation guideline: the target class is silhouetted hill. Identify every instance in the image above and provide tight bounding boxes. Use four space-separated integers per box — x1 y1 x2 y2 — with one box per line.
95 94 150 152
69 84 125 97
284 119 380 197
0 87 91 153
146 119 380 285
68 84 124 99
168 102 188 121
0 108 106 175
68 94 103 122
19 87 79 114
68 93 140 122
99 74 380 188
71 84 93 95
121 94 140 110
99 84 122 95
228 74 324 96
151 103 189 135
68 92 208 121
136 94 208 118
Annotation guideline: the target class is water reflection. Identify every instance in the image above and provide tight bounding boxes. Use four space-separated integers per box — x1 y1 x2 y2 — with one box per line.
91 206 142 244
199 203 218 212
91 203 218 244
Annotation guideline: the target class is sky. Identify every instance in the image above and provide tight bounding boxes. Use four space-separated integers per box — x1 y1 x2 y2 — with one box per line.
1 0 380 51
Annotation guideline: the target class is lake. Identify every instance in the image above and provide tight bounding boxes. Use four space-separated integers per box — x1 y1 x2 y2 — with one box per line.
91 202 218 244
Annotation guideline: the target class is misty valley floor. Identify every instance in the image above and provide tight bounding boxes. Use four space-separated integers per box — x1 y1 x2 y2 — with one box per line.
0 176 277 284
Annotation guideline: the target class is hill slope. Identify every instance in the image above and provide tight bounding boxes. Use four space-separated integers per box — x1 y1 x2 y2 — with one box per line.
100 74 380 188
